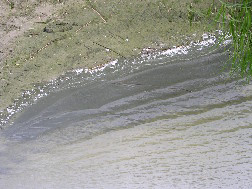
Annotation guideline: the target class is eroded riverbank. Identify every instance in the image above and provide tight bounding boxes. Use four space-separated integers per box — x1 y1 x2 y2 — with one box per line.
0 0 218 115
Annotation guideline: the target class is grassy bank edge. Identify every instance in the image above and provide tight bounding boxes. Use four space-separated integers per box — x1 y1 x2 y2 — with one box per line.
0 0 218 123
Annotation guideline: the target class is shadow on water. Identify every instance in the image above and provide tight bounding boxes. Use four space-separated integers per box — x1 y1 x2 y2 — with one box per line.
0 38 252 188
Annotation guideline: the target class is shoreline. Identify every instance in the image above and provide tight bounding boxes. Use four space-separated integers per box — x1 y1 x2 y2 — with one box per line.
0 0 217 116
0 33 224 128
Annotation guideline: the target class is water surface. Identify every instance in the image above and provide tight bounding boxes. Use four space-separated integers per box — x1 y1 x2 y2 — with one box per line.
0 38 251 188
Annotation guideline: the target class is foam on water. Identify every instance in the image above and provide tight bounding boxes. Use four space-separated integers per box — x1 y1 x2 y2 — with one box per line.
0 32 229 129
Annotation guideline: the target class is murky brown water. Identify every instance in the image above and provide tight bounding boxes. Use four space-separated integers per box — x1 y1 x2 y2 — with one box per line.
0 37 252 188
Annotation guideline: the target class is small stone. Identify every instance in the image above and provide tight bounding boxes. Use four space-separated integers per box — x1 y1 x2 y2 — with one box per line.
43 27 54 33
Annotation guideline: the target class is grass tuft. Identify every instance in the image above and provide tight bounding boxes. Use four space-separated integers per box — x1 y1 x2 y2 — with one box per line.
189 0 251 80
210 0 252 80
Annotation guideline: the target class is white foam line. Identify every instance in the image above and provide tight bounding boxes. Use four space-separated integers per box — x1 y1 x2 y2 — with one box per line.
161 33 218 56
73 59 119 75
1 32 232 127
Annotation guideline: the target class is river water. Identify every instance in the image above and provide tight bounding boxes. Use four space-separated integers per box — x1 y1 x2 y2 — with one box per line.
0 36 252 188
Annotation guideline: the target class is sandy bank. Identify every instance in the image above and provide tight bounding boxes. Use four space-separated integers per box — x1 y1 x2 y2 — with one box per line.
0 0 216 114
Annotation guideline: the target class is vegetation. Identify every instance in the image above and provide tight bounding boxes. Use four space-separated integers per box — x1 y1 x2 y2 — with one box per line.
5 0 14 9
189 0 251 79
210 0 251 79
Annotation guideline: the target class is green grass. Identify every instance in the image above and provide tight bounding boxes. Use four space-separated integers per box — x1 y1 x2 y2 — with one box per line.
209 0 252 80
5 0 14 9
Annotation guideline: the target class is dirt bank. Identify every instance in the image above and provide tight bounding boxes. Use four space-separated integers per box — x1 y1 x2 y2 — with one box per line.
0 0 216 113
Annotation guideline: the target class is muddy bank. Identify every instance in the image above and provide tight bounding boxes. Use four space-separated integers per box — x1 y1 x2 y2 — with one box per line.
0 0 217 115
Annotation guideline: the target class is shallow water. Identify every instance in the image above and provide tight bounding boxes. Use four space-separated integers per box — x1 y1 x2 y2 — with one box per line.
0 39 252 188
